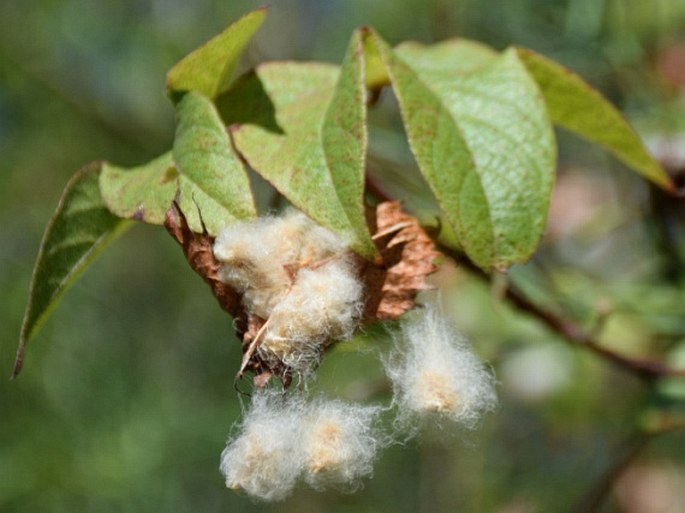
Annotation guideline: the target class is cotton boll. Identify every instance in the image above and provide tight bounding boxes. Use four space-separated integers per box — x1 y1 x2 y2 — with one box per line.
384 299 497 432
213 216 293 317
214 208 365 374
220 391 306 501
297 222 351 265
259 259 364 371
213 209 356 322
302 397 383 491
220 391 387 500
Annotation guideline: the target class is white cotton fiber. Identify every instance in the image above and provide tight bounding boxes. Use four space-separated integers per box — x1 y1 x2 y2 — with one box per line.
213 209 364 373
383 298 497 432
302 397 384 491
259 258 364 372
220 391 305 501
220 391 386 501
213 210 347 295
213 214 297 318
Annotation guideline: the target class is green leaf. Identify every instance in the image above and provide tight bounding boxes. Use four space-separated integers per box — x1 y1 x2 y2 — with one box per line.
173 91 257 234
101 94 256 236
100 152 178 225
14 163 130 378
166 7 267 100
321 30 377 259
361 27 389 89
367 31 556 271
218 38 377 260
395 39 497 77
515 47 674 192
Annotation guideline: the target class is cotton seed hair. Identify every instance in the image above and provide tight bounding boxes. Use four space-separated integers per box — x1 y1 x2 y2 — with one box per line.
220 392 304 501
220 391 384 501
383 298 497 433
213 209 364 374
302 397 384 491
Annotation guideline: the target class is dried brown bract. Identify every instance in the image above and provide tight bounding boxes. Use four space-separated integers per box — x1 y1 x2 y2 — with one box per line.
164 204 240 316
361 201 440 322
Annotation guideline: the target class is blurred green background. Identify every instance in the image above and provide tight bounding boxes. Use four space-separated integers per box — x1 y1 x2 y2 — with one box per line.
2 1 685 512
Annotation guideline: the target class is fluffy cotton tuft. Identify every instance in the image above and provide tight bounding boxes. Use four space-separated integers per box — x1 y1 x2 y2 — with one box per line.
259 258 364 371
302 397 383 491
383 299 497 432
220 391 305 501
213 209 364 373
213 213 303 318
219 392 385 501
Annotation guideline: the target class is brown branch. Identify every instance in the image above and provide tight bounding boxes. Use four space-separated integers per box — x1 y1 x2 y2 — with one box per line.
439 245 685 381
504 283 685 380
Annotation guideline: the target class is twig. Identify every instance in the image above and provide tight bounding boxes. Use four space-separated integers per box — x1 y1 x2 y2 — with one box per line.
439 244 685 380
504 282 685 379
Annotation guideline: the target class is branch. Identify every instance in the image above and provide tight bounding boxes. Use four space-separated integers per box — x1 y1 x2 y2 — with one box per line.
505 283 685 379
440 245 685 380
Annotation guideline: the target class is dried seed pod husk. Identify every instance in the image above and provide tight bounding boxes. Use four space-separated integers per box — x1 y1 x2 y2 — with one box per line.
361 201 441 322
164 203 240 316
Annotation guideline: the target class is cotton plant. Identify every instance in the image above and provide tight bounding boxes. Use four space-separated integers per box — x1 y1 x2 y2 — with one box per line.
211 209 496 500
14 4 677 506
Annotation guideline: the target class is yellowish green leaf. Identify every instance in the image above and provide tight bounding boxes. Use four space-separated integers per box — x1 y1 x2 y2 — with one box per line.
173 91 256 234
100 152 177 225
166 7 267 100
516 47 674 192
218 36 377 259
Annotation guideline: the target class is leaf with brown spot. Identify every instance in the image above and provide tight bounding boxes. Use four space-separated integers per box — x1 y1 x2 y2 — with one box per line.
220 31 378 260
100 152 178 226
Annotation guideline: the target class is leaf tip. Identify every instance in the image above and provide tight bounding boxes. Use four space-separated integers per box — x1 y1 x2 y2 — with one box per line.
11 342 25 380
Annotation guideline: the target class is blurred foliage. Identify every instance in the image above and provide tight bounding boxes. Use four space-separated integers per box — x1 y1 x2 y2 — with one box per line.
2 1 685 512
